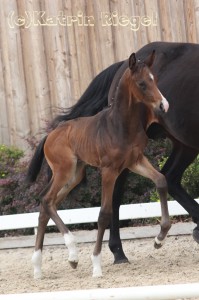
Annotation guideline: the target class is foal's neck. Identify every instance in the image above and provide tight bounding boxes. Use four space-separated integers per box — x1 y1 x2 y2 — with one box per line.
110 70 146 131
109 69 155 140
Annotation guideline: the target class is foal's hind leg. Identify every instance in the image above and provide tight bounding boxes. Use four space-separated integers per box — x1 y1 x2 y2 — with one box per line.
32 179 53 279
32 160 85 279
32 204 50 279
130 155 171 248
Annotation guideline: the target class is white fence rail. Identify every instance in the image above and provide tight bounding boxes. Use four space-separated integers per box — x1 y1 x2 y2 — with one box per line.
1 283 199 300
1 200 199 231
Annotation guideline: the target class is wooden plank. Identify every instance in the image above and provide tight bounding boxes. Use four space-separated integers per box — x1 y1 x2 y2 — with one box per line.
41 0 72 113
144 0 161 43
0 1 10 145
168 0 187 42
194 0 199 41
109 0 134 61
63 0 81 102
17 0 51 139
184 0 198 43
158 0 172 41
2 0 30 149
71 0 93 96
0 0 15 146
85 0 103 77
92 0 115 69
131 0 148 49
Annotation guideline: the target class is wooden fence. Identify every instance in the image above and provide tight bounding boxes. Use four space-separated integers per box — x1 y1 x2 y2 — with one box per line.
0 0 199 152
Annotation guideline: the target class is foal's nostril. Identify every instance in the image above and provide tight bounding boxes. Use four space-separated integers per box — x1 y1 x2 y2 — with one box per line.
160 97 169 113
160 102 165 112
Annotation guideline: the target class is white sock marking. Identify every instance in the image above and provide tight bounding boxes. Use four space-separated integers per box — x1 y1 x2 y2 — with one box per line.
91 254 102 277
154 236 166 246
32 250 42 279
64 231 78 263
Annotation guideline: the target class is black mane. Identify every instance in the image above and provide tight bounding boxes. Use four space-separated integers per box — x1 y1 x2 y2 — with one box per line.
51 61 124 128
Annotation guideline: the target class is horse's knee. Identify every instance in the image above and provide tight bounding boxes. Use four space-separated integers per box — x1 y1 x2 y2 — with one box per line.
41 197 51 214
38 205 49 223
156 173 167 189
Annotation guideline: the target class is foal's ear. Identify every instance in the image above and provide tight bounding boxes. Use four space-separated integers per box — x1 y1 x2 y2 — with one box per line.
144 50 155 68
129 53 136 71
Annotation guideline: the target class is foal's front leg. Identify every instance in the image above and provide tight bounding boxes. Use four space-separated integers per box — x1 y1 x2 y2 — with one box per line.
130 155 171 247
91 168 118 277
109 169 129 264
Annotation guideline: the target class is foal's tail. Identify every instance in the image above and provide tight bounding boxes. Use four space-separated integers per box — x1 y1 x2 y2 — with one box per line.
26 136 47 183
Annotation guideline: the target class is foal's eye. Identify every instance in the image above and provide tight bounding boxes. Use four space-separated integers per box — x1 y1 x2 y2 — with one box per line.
138 81 147 91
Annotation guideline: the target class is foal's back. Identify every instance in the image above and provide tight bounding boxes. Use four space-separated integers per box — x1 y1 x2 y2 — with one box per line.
45 107 130 170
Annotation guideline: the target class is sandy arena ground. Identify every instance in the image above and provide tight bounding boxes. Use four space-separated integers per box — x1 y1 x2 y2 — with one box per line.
1 234 199 296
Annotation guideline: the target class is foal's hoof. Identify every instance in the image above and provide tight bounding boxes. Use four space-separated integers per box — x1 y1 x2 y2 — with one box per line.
154 237 163 249
34 271 42 280
92 269 103 277
154 241 163 249
193 226 199 244
68 261 78 269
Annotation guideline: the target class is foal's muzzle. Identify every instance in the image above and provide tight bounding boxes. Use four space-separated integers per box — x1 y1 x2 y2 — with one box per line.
159 97 169 113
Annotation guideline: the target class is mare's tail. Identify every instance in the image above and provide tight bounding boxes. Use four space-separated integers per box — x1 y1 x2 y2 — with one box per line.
51 61 124 128
26 61 124 183
26 136 47 183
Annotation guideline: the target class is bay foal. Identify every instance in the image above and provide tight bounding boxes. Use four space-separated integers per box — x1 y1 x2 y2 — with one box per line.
32 51 170 278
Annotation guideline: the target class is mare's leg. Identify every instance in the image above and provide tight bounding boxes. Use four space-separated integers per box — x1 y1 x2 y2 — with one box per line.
32 161 85 279
109 169 129 264
130 155 171 247
91 168 118 277
161 140 199 242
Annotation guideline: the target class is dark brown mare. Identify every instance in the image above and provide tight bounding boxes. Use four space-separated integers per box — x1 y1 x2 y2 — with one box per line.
31 52 170 278
27 41 199 266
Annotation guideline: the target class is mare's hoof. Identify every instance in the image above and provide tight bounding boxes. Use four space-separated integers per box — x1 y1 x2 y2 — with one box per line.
114 256 129 265
69 261 78 269
193 226 199 243
112 248 129 264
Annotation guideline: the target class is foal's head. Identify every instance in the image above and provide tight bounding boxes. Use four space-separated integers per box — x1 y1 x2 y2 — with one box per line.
128 51 169 113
